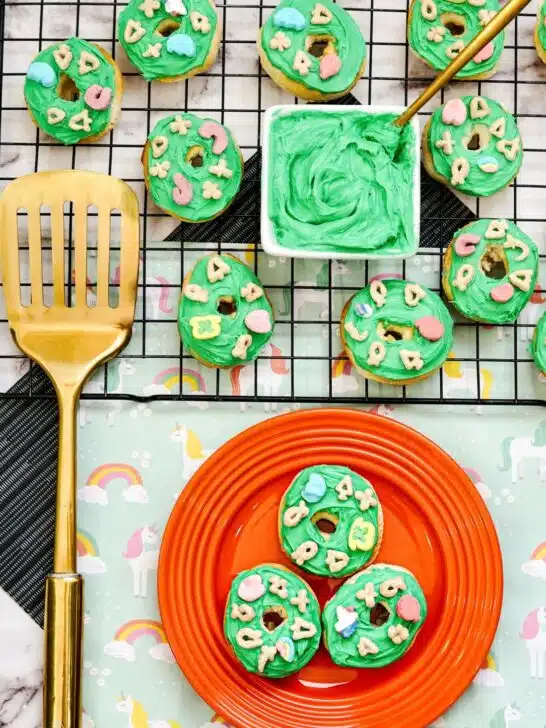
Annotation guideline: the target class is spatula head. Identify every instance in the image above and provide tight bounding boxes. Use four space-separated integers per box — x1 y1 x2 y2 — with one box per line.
0 171 140 384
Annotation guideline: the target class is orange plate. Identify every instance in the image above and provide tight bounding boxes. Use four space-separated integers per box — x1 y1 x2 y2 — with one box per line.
158 409 503 728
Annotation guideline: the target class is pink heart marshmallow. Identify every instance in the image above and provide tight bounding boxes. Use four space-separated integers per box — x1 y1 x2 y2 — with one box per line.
490 282 514 303
244 309 272 334
237 574 265 602
473 42 494 64
441 98 467 126
416 316 445 342
396 594 421 622
454 233 481 257
84 85 112 111
319 54 342 80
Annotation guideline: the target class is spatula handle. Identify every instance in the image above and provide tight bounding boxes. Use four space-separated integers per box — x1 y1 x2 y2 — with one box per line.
44 573 83 728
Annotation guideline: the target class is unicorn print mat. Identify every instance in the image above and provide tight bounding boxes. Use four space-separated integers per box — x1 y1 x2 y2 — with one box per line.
77 400 546 728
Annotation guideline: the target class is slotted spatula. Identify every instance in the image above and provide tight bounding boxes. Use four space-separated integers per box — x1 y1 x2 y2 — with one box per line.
0 170 140 728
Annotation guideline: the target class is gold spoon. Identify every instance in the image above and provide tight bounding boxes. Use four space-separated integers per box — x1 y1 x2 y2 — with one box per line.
395 0 532 126
0 170 140 728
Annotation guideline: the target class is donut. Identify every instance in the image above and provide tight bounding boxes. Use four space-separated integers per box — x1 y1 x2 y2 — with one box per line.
408 0 504 80
179 254 274 368
24 38 123 145
265 107 418 256
341 278 454 385
443 219 539 324
322 563 427 668
118 0 220 82
422 95 522 197
143 113 243 222
532 311 546 374
258 0 366 102
224 563 321 678
535 1 546 64
279 465 382 578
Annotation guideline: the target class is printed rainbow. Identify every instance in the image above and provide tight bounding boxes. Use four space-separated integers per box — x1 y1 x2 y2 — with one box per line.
480 651 497 671
531 542 546 561
85 463 142 489
77 530 98 557
151 367 206 393
114 619 167 645
332 355 352 379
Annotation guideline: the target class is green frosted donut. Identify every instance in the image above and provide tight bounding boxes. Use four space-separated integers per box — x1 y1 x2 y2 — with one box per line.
323 564 427 668
24 38 121 145
443 219 538 324
425 95 522 197
532 311 546 374
224 564 321 678
118 0 219 82
279 465 382 578
408 0 504 80
259 0 366 100
342 278 454 384
179 254 274 368
535 2 546 63
144 113 243 222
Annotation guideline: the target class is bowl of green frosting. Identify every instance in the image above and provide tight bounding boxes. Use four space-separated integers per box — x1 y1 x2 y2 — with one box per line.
262 105 420 259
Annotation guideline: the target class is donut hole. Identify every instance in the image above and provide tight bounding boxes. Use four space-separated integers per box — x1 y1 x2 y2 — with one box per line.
305 34 336 59
186 145 205 168
311 511 339 540
57 74 80 102
156 18 181 37
370 602 391 627
377 321 413 343
262 605 288 632
217 296 237 316
463 125 490 153
480 245 507 279
441 13 466 36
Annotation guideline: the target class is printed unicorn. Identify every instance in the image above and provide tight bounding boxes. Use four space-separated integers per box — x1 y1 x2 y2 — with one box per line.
499 420 546 484
123 525 159 598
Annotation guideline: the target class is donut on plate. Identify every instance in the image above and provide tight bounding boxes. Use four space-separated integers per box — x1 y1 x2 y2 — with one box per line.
323 563 427 668
258 0 366 101
24 38 123 145
279 465 382 578
224 563 321 677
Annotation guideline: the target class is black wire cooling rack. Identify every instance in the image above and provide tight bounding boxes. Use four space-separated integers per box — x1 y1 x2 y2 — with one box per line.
1 0 546 407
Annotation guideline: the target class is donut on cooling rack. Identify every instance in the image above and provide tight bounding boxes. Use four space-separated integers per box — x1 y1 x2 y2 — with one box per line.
532 311 546 374
408 0 504 80
178 254 275 368
279 465 383 578
535 1 546 64
258 0 366 101
224 563 321 677
24 38 123 145
143 113 243 222
442 219 539 324
422 95 523 197
322 563 427 668
118 0 220 83
340 278 453 386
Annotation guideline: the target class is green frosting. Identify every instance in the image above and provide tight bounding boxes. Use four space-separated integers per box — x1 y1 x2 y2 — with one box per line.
179 254 274 367
279 465 381 578
532 311 546 374
267 108 417 255
536 1 546 52
118 0 218 82
224 564 321 678
145 113 242 222
409 0 504 79
323 564 427 668
343 278 453 382
260 0 366 96
24 38 117 145
427 95 522 197
444 219 538 324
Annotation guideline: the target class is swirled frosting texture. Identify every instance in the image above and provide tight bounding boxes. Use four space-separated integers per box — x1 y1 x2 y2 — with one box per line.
179 254 274 367
24 38 117 145
224 564 321 677
343 278 453 382
532 311 546 373
323 564 427 668
118 0 218 81
279 465 381 578
260 0 366 95
409 0 504 79
268 109 417 255
145 113 242 222
443 219 538 324
427 95 522 197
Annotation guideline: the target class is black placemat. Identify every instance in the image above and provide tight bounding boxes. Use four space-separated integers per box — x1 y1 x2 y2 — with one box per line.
0 94 476 625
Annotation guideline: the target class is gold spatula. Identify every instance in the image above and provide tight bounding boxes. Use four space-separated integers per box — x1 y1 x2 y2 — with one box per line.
0 170 140 728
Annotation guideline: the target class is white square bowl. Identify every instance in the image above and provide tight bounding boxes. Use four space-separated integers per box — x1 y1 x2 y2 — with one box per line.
261 104 421 260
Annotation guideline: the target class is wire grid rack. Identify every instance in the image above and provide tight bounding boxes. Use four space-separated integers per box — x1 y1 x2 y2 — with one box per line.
1 0 546 408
